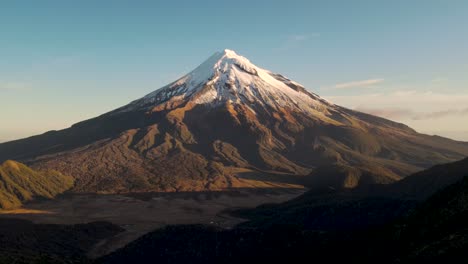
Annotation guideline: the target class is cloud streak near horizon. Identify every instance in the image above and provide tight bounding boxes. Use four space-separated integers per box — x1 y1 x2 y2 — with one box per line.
334 78 384 89
0 82 31 91
324 90 468 140
355 107 468 120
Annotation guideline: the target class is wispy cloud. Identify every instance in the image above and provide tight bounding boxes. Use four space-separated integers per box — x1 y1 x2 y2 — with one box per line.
326 90 468 106
334 78 384 89
325 91 468 120
276 33 320 51
324 89 468 140
289 33 320 42
354 106 468 121
354 107 413 120
290 34 308 41
0 82 31 91
430 77 447 83
413 107 468 120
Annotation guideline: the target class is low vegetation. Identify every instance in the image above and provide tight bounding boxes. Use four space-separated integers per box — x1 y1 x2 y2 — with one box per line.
0 219 123 264
0 158 467 263
98 159 468 263
0 160 74 209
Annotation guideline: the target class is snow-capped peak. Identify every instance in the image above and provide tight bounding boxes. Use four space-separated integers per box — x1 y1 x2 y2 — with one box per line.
123 49 333 114
221 49 244 59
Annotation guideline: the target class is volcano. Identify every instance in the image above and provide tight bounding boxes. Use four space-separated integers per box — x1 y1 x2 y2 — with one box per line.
1 49 467 193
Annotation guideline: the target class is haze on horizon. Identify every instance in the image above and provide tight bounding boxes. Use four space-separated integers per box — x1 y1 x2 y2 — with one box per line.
1 1 468 142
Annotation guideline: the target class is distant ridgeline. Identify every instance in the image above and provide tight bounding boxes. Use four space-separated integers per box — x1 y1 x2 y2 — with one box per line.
0 160 74 209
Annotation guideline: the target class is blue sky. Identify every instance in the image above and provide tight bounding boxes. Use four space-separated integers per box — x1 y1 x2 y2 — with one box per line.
1 0 468 141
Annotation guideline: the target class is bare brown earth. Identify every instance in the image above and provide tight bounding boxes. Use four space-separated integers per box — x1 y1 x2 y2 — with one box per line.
1 103 467 194
1 52 468 193
0 188 305 258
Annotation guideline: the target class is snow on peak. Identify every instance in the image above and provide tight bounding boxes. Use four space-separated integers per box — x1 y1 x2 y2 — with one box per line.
124 49 333 114
222 49 239 57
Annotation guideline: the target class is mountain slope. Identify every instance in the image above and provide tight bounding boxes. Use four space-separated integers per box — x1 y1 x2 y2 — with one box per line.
0 159 466 263
0 50 467 193
233 157 468 230
389 157 468 200
392 174 468 262
99 161 468 264
0 160 74 209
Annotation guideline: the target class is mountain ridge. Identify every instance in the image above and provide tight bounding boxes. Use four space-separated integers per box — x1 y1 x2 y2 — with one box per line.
1 49 467 193
0 160 74 209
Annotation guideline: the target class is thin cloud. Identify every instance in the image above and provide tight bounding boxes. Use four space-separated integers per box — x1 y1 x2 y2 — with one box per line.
290 35 308 41
324 91 468 139
355 107 414 120
275 33 319 51
413 107 468 120
325 91 468 117
430 77 447 83
354 107 468 121
0 82 31 91
334 78 384 89
289 33 320 42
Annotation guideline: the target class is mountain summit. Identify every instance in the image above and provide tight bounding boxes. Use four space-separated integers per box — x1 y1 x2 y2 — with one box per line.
1 50 467 193
119 49 330 115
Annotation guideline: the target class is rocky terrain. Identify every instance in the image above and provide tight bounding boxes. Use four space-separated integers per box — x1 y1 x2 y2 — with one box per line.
0 50 467 194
